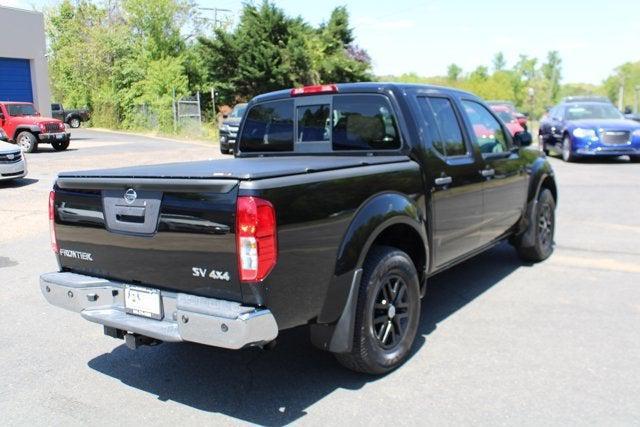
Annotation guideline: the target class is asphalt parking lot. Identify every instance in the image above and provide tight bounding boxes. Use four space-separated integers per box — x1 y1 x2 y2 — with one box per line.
1 129 639 425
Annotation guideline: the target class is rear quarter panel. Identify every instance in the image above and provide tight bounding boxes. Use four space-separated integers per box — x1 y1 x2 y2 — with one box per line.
240 160 424 330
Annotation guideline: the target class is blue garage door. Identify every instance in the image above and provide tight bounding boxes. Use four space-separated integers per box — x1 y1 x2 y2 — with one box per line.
0 58 33 102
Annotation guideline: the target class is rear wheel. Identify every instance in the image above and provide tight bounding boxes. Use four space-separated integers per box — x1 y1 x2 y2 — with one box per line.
69 117 81 128
52 140 70 151
17 131 37 153
515 188 556 262
335 246 421 375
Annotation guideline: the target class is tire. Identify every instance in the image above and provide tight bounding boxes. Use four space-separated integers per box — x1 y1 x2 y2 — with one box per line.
69 117 81 128
16 131 38 153
538 134 549 155
515 188 556 262
562 135 575 162
52 140 70 151
335 245 421 375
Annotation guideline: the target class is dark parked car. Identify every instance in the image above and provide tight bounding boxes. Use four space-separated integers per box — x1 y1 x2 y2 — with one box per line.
539 100 640 162
41 83 557 374
51 103 90 128
219 103 247 154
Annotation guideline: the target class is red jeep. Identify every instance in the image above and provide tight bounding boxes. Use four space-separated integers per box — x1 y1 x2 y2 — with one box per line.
0 102 70 152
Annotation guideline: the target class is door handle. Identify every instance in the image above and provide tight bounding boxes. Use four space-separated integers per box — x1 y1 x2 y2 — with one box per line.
480 168 495 178
434 176 452 186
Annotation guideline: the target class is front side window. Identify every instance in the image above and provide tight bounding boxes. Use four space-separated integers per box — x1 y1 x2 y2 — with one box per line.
7 103 37 117
239 100 294 152
297 104 330 142
462 100 509 155
332 95 400 151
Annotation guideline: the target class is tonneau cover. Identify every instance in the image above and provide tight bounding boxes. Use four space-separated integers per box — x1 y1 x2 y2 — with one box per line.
58 155 410 181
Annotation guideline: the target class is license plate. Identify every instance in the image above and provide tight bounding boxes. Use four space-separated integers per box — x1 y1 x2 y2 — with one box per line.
56 134 63 139
124 285 163 320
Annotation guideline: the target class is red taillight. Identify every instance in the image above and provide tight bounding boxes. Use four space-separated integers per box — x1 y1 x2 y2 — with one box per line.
49 190 58 253
290 84 338 97
236 196 277 282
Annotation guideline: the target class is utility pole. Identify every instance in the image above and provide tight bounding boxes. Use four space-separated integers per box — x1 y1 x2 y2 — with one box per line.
199 7 232 30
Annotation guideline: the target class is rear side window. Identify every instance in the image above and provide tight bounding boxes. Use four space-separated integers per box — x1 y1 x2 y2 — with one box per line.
239 100 294 152
332 95 400 151
418 97 467 157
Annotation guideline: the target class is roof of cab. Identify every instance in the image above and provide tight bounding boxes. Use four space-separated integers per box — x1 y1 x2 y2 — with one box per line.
250 82 479 104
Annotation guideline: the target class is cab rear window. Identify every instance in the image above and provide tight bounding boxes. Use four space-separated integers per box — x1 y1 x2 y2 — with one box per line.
239 100 294 152
239 94 401 153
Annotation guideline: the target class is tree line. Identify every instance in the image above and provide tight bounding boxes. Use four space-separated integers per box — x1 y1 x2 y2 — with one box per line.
46 0 638 133
46 0 371 132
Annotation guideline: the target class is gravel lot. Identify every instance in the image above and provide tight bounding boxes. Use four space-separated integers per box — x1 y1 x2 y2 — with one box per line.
1 129 639 425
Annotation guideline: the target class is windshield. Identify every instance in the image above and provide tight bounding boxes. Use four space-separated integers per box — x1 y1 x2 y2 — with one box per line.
565 104 623 120
230 104 247 118
6 104 38 116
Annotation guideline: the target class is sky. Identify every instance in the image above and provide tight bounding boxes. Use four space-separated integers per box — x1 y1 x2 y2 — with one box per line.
5 0 640 84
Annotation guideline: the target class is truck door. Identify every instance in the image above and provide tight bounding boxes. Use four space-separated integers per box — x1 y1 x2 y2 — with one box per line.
460 100 528 245
416 96 485 268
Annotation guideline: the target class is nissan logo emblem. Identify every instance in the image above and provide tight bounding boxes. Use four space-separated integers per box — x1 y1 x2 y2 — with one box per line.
124 188 137 204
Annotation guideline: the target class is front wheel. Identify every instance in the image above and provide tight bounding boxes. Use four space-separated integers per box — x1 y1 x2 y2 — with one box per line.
515 188 556 262
335 246 421 375
69 117 81 128
562 135 575 162
17 131 38 153
52 140 70 151
538 134 549 155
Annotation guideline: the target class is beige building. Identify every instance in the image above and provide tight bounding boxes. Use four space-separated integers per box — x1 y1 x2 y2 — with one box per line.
0 6 51 116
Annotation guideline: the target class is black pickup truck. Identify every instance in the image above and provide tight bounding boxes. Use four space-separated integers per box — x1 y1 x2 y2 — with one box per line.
51 103 90 128
41 83 557 374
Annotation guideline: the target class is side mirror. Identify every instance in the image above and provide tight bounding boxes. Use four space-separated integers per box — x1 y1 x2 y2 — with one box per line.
624 106 633 115
514 131 532 147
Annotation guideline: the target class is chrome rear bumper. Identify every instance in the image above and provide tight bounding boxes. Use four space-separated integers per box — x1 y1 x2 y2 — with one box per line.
40 272 278 349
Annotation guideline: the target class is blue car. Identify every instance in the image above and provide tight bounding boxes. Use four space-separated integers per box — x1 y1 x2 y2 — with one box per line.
539 100 640 162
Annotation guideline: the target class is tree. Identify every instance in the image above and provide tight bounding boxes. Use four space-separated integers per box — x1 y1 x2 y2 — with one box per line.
447 64 462 81
542 50 562 102
492 52 506 72
198 1 371 105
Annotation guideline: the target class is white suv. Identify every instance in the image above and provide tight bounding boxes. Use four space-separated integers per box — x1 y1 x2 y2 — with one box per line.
0 140 27 181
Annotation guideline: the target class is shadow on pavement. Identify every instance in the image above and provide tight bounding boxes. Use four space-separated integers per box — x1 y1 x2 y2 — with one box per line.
88 242 524 425
33 147 79 153
0 177 38 188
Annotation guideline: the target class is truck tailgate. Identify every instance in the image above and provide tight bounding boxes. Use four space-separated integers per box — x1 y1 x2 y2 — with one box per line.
53 177 242 301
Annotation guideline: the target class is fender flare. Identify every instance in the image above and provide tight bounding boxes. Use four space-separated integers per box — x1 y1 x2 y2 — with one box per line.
12 125 39 140
311 192 428 353
334 191 427 277
65 113 80 123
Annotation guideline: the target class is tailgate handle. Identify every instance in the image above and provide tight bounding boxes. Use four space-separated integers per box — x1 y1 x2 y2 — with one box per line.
115 205 146 223
103 190 162 235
